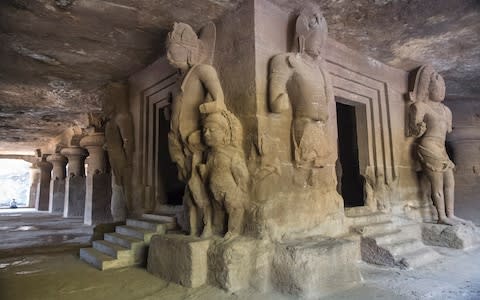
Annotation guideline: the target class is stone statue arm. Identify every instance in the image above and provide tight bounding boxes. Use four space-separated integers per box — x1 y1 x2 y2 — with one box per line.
445 105 453 133
269 54 292 113
115 113 134 163
231 153 249 192
197 65 226 114
409 102 427 137
168 131 187 181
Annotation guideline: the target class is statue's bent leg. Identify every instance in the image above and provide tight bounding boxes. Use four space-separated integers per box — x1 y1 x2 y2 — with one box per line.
200 203 213 238
224 193 245 239
425 169 454 226
444 170 468 224
184 189 198 236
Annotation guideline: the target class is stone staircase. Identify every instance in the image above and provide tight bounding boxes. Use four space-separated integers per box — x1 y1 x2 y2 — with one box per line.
80 214 179 270
346 208 441 269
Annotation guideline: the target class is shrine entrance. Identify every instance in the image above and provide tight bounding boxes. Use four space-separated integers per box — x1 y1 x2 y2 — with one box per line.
335 100 366 208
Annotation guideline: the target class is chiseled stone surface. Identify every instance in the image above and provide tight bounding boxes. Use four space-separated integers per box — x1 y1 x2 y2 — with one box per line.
147 234 211 288
272 236 361 299
422 222 480 249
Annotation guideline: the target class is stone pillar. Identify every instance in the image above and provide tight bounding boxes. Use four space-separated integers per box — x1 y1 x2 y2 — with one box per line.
47 153 67 214
28 162 41 208
61 146 88 218
80 133 113 225
35 160 53 211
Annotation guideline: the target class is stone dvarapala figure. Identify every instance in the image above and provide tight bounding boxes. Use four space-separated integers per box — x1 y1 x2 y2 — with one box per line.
409 65 466 226
167 22 247 238
198 110 249 239
269 7 334 172
104 82 134 221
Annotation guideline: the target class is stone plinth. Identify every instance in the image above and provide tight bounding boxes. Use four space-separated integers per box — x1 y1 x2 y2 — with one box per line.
61 147 88 218
147 234 211 288
422 222 480 249
28 162 40 208
80 133 113 225
272 236 361 299
207 237 272 292
35 160 53 211
47 153 67 214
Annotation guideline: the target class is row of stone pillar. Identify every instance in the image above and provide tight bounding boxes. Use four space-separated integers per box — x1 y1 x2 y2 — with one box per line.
31 133 112 225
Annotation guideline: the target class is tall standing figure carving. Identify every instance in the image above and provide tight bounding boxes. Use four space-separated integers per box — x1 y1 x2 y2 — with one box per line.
104 82 134 221
269 6 334 184
166 22 226 237
408 65 466 225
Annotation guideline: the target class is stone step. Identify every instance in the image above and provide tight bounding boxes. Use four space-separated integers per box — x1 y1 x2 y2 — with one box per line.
142 213 177 224
104 232 144 249
367 229 404 244
79 248 135 270
352 221 395 236
126 218 176 232
115 225 157 242
92 240 132 259
381 238 424 257
400 247 441 269
346 211 391 227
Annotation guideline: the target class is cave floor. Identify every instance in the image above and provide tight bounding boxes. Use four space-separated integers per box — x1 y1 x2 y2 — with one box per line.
0 211 479 300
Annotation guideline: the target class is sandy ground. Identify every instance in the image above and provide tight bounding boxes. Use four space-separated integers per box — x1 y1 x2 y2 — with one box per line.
0 211 479 300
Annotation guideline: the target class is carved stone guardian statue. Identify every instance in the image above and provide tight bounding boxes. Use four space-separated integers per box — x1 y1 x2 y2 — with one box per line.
103 82 134 221
198 110 249 239
408 65 466 225
269 6 334 177
166 22 226 237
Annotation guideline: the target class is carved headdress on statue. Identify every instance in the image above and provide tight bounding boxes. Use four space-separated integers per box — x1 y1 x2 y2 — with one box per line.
203 109 243 149
294 6 328 53
409 64 436 103
166 22 216 65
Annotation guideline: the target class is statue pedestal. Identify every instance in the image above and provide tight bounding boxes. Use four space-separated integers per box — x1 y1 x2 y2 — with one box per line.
272 236 361 299
147 234 272 292
422 222 480 249
147 234 211 288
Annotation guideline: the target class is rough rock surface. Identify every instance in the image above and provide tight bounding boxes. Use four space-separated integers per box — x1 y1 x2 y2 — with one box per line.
422 222 480 249
1 0 479 152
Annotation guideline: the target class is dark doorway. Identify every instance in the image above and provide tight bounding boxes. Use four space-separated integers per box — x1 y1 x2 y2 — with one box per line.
336 102 365 207
157 107 185 205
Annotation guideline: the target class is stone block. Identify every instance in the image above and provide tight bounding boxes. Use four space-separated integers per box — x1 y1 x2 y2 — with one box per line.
272 236 361 299
208 237 260 292
147 234 211 288
422 222 480 249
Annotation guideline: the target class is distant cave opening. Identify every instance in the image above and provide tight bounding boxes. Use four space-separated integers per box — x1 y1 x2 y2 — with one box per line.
336 102 365 208
0 159 31 208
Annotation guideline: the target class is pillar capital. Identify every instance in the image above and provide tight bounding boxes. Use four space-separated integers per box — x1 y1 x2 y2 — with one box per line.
37 160 53 172
80 133 106 174
61 146 88 177
47 153 68 180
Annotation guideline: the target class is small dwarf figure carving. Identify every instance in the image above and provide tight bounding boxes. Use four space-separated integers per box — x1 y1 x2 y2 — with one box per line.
166 22 226 237
409 65 467 226
198 110 249 239
269 6 334 170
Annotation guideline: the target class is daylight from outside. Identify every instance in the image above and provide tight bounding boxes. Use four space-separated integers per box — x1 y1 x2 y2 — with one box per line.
0 159 31 208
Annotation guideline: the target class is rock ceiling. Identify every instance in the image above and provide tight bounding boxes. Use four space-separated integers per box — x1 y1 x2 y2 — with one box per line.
0 0 479 154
